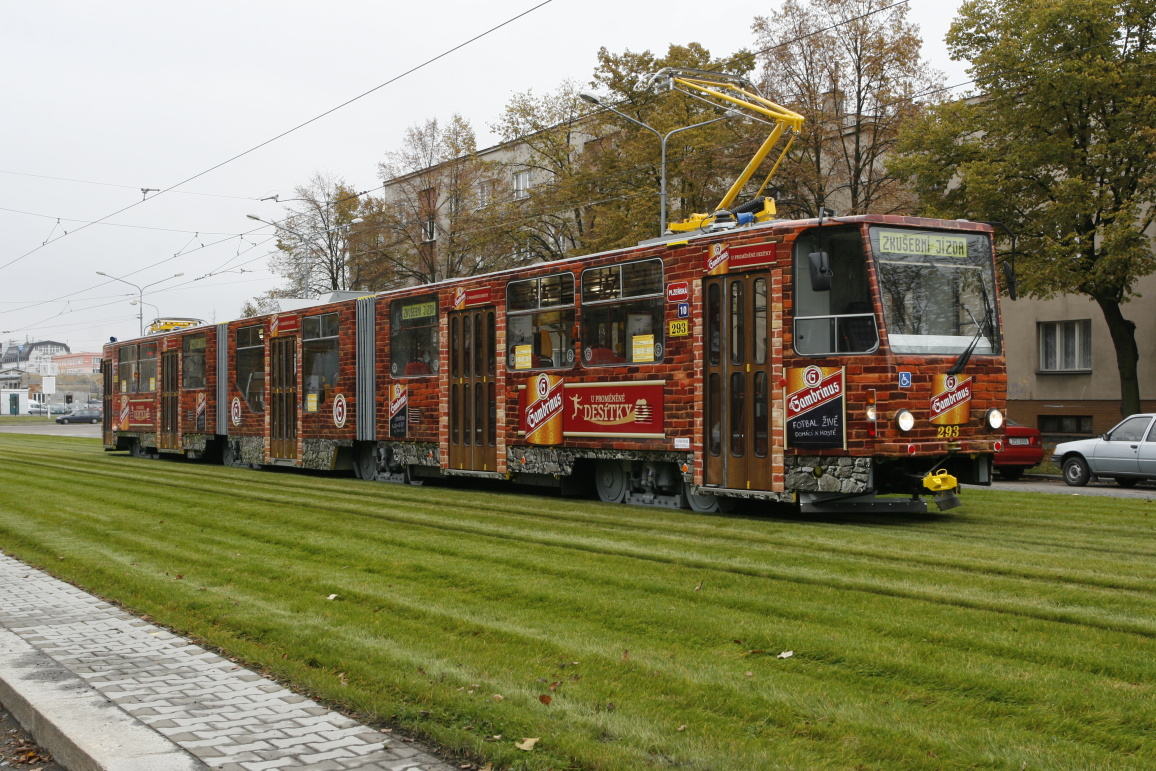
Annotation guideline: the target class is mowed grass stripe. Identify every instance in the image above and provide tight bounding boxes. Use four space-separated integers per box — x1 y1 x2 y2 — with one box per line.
1 435 1154 768
8 445 1156 642
5 469 1146 765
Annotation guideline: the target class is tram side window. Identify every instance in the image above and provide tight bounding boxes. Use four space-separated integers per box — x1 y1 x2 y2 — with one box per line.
182 334 206 389
507 273 575 370
118 344 138 393
793 229 878 355
303 312 339 410
138 342 158 392
581 258 664 366
235 325 265 412
391 294 439 377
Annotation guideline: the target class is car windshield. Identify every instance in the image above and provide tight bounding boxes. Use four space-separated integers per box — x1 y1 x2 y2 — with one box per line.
870 227 1000 355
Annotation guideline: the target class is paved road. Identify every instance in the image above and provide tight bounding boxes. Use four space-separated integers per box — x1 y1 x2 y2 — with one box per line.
982 475 1156 500
0 421 101 438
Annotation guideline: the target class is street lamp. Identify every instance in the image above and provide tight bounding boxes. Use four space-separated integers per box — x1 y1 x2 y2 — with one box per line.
129 299 161 329
95 271 184 337
580 92 734 236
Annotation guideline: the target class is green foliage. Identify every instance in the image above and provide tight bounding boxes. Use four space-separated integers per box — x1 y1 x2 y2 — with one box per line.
1 434 1155 769
754 0 943 217
892 0 1156 414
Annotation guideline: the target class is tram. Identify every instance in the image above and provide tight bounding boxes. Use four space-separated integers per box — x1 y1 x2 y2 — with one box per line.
102 212 1006 514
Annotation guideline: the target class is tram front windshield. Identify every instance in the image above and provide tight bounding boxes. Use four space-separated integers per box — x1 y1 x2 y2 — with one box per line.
870 227 999 356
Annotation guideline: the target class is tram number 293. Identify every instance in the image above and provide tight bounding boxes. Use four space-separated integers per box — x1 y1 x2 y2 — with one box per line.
936 425 961 439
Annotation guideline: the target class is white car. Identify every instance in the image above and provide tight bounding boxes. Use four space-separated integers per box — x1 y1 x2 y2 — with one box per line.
1052 413 1156 487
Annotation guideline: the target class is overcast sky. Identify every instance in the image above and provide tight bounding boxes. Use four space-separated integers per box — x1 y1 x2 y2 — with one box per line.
0 0 967 352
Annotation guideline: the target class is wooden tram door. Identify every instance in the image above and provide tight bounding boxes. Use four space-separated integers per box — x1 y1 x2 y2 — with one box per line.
102 359 114 446
449 308 497 471
158 350 180 450
704 273 773 491
270 336 298 460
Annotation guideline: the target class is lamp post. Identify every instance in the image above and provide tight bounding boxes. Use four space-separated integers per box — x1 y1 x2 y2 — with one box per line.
129 299 161 330
580 92 733 236
95 271 184 337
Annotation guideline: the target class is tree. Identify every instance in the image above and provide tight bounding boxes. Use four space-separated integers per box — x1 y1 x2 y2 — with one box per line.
492 80 599 261
265 173 361 298
752 0 943 217
360 115 518 289
891 0 1156 416
580 43 760 250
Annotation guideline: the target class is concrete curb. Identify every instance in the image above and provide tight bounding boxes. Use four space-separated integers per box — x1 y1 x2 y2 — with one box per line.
0 628 206 771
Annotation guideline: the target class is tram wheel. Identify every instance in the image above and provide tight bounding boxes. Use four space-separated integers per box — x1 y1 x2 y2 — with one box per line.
683 484 722 513
353 444 379 481
594 461 628 503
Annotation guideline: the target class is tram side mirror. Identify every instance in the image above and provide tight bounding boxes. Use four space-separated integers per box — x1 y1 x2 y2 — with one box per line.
1002 261 1018 300
808 251 833 291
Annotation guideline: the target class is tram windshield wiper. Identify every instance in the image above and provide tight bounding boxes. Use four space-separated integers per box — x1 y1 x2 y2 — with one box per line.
947 306 986 375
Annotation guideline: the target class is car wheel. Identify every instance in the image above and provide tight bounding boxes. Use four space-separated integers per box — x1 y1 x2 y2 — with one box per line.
1062 456 1090 487
1116 477 1139 488
999 467 1024 481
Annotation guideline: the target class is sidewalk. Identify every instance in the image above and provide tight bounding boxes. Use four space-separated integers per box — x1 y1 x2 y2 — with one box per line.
0 552 457 771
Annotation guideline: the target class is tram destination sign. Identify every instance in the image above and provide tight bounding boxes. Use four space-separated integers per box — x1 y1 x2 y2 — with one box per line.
877 230 968 258
785 365 846 449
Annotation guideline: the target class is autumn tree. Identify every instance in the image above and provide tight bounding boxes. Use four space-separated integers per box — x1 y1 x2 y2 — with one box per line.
492 80 600 261
891 0 1156 415
752 0 942 217
357 115 517 289
263 173 361 298
579 43 760 250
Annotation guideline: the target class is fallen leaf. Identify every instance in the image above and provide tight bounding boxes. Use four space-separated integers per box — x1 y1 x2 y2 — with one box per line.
777 650 794 659
539 694 552 705
677 724 687 732
694 580 703 591
326 593 339 600
515 737 539 751
337 672 348 685
174 574 184 580
622 649 630 661
549 680 561 691
491 694 504 702
744 671 753 677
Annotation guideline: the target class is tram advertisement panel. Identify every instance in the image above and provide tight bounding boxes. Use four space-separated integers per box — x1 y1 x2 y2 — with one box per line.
929 374 972 426
519 380 666 440
388 383 408 439
786 366 845 449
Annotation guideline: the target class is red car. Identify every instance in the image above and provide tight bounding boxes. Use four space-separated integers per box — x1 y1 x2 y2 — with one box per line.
995 420 1044 479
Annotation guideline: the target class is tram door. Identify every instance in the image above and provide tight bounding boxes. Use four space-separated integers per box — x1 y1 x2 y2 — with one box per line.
158 350 180 450
449 307 497 471
704 273 772 491
270 336 297 459
102 359 114 446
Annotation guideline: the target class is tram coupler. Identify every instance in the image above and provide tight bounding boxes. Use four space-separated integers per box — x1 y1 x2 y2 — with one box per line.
922 469 961 511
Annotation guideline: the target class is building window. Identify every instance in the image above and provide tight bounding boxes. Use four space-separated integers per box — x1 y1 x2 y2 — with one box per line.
182 334 206 389
421 216 437 243
1038 415 1093 435
391 294 439 377
1039 320 1091 372
581 258 664 366
303 312 339 411
513 170 531 200
235 325 265 412
476 180 494 209
507 273 575 370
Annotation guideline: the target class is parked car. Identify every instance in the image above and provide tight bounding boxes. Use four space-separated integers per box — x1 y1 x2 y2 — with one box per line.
1052 413 1156 487
27 404 71 416
994 420 1044 479
57 408 102 424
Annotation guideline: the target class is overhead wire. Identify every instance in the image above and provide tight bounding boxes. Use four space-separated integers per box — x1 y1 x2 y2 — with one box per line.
0 0 555 275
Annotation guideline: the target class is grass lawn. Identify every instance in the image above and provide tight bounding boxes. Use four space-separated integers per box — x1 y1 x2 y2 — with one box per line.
0 434 1153 769
0 415 63 425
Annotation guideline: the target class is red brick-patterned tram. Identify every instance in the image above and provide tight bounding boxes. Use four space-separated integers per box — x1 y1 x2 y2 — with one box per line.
103 214 1007 513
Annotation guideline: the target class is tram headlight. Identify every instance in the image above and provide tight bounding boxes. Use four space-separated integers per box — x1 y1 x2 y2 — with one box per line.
985 408 1005 430
866 404 878 421
895 409 915 432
